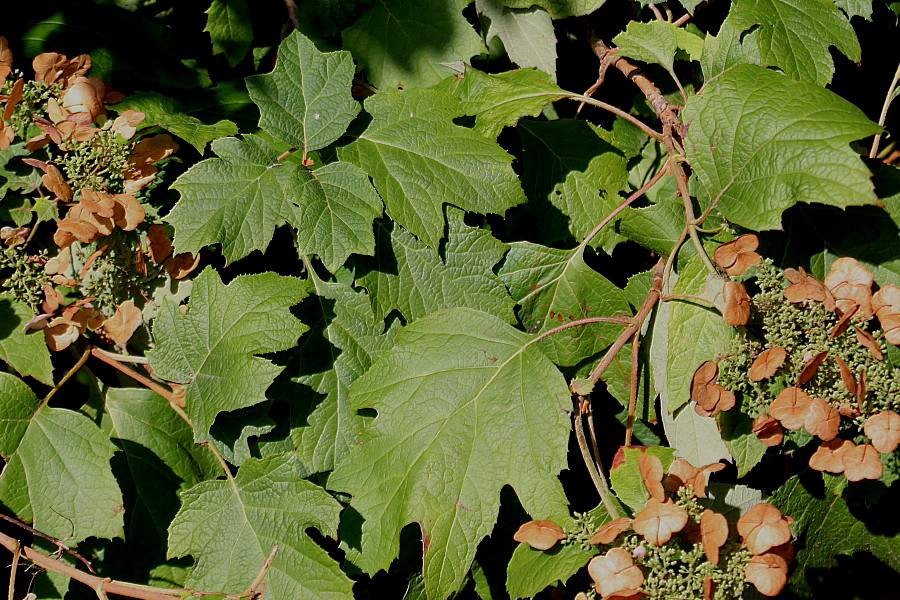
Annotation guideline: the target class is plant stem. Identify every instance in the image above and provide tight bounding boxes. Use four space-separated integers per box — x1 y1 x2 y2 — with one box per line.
529 315 631 344
573 397 620 519
40 346 91 408
566 95 664 140
90 348 182 406
0 512 95 573
625 330 640 447
870 61 900 159
242 545 280 597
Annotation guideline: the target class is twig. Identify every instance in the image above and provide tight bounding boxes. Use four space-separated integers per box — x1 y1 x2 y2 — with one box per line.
530 316 631 344
40 346 91 408
625 330 640 447
0 530 187 600
673 0 710 25
566 95 664 140
573 397 620 519
91 349 148 364
648 3 665 20
0 513 95 574
870 61 900 159
576 48 614 118
7 539 18 600
242 545 280 598
90 348 183 407
283 0 299 30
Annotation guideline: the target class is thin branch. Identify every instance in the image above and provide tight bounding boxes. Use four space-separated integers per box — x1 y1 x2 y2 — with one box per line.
566 95 664 140
625 330 640 447
870 61 900 159
40 346 91 408
573 397 620 519
91 349 148 364
648 3 666 20
673 0 711 26
242 545 280 598
7 539 18 600
90 348 182 406
529 316 631 344
0 513 95 574
0 530 188 600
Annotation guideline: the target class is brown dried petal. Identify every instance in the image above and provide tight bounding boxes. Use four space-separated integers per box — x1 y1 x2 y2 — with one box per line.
834 355 857 395
722 280 751 326
79 189 116 217
102 299 142 346
588 548 645 597
854 326 883 360
864 410 900 454
632 498 688 546
61 77 105 120
873 284 900 345
769 387 812 430
41 164 72 202
825 257 873 318
713 234 761 276
164 252 201 279
842 443 883 482
0 225 29 246
796 350 828 386
700 510 729 565
737 503 792 555
588 517 632 545
111 193 144 231
752 413 784 447
745 552 789 597
146 224 174 263
54 218 100 247
131 133 179 166
664 458 700 493
111 109 145 140
513 520 564 550
749 347 787 381
44 247 71 276
784 267 835 310
638 453 665 502
3 77 24 122
803 397 840 441
809 438 855 473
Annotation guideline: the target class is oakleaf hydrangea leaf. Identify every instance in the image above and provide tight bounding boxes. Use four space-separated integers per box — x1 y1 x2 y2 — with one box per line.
294 161 383 273
496 0 606 18
476 0 557 80
147 268 309 438
0 372 123 543
328 308 571 600
343 0 485 89
613 21 704 79
117 91 238 153
168 134 303 263
834 0 873 19
517 119 628 247
246 30 359 152
728 0 860 85
205 0 252 67
0 296 53 384
169 453 352 599
498 242 630 366
339 89 526 247
357 207 515 323
290 275 398 473
684 65 880 231
435 66 567 139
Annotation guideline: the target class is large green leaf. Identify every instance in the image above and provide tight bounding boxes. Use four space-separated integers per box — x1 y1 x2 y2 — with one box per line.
339 89 526 247
328 308 571 599
728 0 860 85
435 67 567 139
289 275 397 473
612 21 704 79
117 91 238 153
168 134 304 262
147 268 309 438
476 1 557 80
771 477 900 594
358 208 516 324
168 453 352 599
498 242 630 366
496 0 605 18
343 0 485 89
517 119 628 246
246 30 359 152
0 372 123 543
0 296 53 385
294 161 383 273
205 0 252 67
683 65 880 231
506 543 593 599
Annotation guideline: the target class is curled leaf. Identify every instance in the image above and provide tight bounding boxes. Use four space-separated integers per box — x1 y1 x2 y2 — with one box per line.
722 280 751 326
809 438 854 473
842 443 883 482
713 234 761 276
863 410 900 453
513 520 564 550
803 397 840 441
588 547 645 597
589 517 632 545
752 413 784 447
749 347 786 381
700 509 729 565
745 552 789 596
633 497 688 545
769 387 812 430
737 503 792 555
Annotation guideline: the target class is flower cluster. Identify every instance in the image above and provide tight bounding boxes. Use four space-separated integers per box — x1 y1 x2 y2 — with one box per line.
513 455 795 599
695 236 900 482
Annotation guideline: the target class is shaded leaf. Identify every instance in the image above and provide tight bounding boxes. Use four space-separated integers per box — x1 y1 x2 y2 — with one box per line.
476 1 557 79
205 0 252 67
0 295 53 384
496 0 606 18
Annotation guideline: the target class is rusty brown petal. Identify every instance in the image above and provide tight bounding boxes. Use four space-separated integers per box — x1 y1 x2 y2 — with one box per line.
588 547 645 597
749 347 787 381
700 509 729 565
745 552 789 597
633 497 688 546
752 413 784 447
638 453 666 502
588 517 633 545
796 350 828 386
737 503 791 555
864 410 900 454
769 387 812 430
842 443 883 482
803 397 840 441
723 280 751 326
512 520 565 551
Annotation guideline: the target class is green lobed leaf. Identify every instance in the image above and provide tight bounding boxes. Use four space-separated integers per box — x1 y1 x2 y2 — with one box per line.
660 404 732 468
476 1 557 80
117 91 239 153
168 453 352 599
339 89 526 247
147 268 309 438
719 409 767 478
618 194 684 257
728 0 860 85
435 66 567 139
613 21 704 79
168 134 304 262
0 295 53 385
834 0 873 18
498 242 630 366
343 0 486 89
506 543 593 598
610 446 676 512
328 308 571 600
698 19 762 81
517 119 628 247
358 207 516 324
204 0 252 67
246 30 359 152
293 161 383 273
496 0 605 18
0 372 123 543
684 64 880 232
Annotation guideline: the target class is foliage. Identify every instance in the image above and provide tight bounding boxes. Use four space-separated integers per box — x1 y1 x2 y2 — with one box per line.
0 1 899 600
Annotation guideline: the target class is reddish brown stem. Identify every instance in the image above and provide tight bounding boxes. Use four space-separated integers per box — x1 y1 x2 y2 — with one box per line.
625 329 640 447
90 348 182 406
